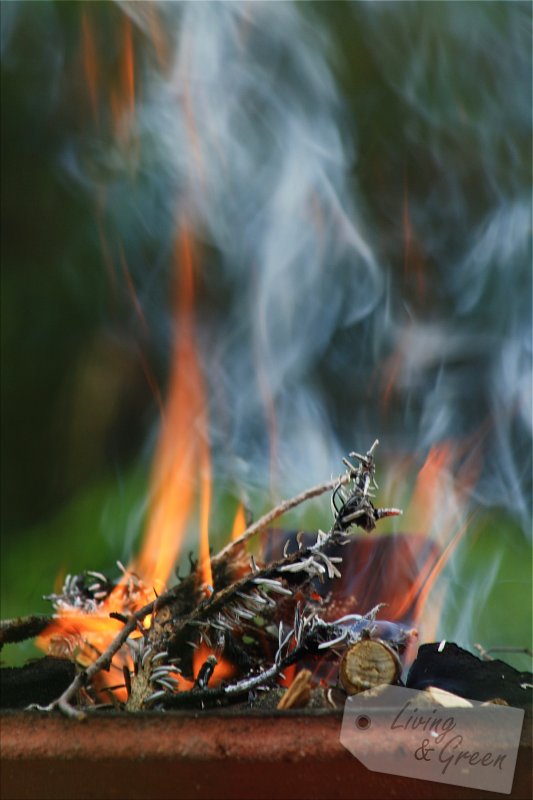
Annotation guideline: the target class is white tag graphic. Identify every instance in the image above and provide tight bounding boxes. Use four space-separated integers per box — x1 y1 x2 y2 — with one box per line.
341 685 524 794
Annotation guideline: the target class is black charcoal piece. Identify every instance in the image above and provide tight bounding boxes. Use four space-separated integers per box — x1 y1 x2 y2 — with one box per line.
0 657 76 710
407 642 532 708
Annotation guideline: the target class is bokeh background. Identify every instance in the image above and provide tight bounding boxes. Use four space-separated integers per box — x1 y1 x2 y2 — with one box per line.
1 1 531 666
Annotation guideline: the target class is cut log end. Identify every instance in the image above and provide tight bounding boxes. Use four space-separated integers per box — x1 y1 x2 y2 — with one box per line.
339 638 401 695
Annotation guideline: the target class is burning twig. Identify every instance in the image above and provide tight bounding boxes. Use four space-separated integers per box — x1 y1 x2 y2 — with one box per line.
28 611 147 719
215 472 352 563
29 594 180 718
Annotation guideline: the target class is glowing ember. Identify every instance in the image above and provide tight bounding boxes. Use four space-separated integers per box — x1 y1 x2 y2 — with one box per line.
193 644 235 687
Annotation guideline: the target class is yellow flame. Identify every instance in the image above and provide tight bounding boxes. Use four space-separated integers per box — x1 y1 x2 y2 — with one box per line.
230 503 247 541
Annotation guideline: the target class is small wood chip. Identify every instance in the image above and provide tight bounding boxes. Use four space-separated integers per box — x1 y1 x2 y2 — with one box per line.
277 669 312 710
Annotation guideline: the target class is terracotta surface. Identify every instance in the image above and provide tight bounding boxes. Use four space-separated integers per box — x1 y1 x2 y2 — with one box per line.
1 710 531 800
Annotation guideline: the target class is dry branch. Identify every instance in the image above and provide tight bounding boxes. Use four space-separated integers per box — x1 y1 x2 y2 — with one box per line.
0 616 53 649
214 473 350 563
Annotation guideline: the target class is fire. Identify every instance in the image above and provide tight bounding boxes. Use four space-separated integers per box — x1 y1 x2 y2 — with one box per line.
39 3 221 693
38 222 215 699
37 568 154 702
136 224 209 590
41 10 487 691
230 503 247 541
403 443 453 536
121 15 135 121
110 14 136 145
411 518 472 628
279 663 296 688
393 444 456 632
81 9 138 146
193 644 235 687
198 433 213 593
386 442 480 646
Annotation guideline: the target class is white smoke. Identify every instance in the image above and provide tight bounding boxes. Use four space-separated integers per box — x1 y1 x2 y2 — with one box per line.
134 2 384 492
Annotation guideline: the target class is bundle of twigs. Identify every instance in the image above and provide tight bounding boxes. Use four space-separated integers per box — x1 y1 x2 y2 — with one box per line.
9 441 405 719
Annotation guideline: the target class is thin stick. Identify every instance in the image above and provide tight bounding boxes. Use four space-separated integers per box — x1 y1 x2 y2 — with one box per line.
215 473 349 563
0 615 53 648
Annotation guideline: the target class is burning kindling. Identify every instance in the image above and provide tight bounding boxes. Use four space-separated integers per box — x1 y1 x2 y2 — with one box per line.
2 438 531 722
3 441 414 718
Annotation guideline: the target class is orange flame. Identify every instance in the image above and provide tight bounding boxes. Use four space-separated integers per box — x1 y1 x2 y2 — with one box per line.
193 644 235 687
382 441 481 651
38 221 215 699
231 503 247 541
198 433 213 593
109 14 137 146
82 10 137 145
412 518 472 630
136 223 209 590
403 443 453 536
36 570 154 702
122 16 135 120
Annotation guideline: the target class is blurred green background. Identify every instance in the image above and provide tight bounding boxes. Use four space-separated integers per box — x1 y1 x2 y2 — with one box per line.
1 2 531 668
